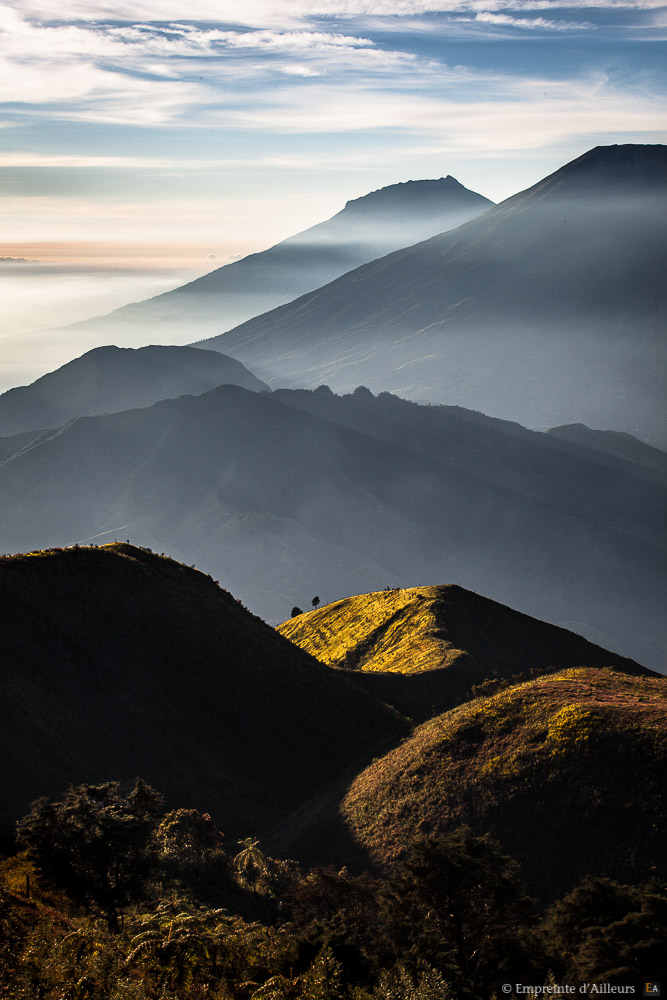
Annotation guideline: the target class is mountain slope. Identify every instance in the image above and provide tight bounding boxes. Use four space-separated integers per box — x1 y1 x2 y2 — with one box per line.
0 345 268 437
0 543 410 839
269 668 667 902
278 585 651 720
200 145 667 444
546 424 667 477
0 385 663 669
0 427 47 463
60 177 492 346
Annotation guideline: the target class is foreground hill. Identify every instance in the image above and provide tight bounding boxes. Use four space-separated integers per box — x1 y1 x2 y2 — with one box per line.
0 345 268 437
270 668 667 902
0 543 409 838
201 144 667 444
59 177 492 347
278 585 651 720
0 386 664 668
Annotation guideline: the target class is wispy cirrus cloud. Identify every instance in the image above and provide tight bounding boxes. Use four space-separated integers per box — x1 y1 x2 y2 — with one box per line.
469 12 594 29
1 1 663 136
1 0 665 244
0 8 413 124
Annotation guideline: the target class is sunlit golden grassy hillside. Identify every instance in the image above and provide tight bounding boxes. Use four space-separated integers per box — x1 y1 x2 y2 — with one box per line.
278 586 650 678
279 587 463 674
277 586 652 723
339 667 667 901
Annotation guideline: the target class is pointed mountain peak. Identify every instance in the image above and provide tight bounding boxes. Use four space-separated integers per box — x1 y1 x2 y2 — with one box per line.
514 142 667 205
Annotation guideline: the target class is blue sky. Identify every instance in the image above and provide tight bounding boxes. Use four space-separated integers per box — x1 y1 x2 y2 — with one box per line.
1 0 665 255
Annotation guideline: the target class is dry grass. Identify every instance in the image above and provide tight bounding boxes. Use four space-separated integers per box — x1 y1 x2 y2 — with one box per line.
336 667 667 900
279 586 465 674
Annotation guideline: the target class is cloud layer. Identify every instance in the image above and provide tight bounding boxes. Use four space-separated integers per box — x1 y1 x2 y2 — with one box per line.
1 1 664 240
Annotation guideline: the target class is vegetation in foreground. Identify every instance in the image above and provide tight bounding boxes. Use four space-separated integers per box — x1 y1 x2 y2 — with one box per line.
2 779 666 1000
2 547 665 996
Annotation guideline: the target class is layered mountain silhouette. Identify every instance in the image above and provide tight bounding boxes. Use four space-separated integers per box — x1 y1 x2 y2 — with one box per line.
0 543 410 839
58 177 492 344
278 585 651 721
199 144 667 445
0 384 664 669
0 344 268 437
269 668 667 902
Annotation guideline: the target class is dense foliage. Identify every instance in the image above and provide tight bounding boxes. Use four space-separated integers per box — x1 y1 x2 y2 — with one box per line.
2 782 665 999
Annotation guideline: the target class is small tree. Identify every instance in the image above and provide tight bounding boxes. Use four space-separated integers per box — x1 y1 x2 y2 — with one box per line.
17 780 163 930
156 808 224 866
155 808 230 904
311 596 321 610
234 838 267 892
291 606 304 617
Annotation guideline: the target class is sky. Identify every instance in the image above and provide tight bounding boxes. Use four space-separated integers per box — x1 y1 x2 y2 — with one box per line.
0 0 666 386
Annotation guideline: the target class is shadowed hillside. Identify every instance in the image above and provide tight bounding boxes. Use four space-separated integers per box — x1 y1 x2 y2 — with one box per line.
57 177 492 348
269 668 667 903
201 144 667 444
0 385 664 669
0 543 410 839
278 585 652 720
0 345 268 437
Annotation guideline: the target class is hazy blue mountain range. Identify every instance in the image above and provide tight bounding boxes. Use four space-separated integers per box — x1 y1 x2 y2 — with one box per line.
58 177 492 344
0 345 268 437
198 144 667 446
0 384 663 670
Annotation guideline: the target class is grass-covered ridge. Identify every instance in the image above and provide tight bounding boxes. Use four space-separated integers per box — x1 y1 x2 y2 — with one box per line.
279 585 650 677
279 586 462 674
278 585 652 722
0 543 411 841
338 667 666 900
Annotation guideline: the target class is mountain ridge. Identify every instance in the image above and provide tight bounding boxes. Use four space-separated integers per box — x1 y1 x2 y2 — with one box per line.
278 584 654 721
0 542 410 839
0 384 663 669
0 344 268 438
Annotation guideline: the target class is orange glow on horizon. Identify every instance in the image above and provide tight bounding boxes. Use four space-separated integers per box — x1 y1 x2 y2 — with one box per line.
0 241 258 270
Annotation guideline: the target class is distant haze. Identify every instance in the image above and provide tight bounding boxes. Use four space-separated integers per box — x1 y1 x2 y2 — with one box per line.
47 176 493 361
0 243 254 391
